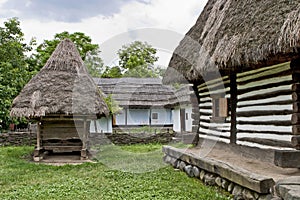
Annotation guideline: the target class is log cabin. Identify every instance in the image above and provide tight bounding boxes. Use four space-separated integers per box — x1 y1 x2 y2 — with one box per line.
163 0 300 167
10 39 109 160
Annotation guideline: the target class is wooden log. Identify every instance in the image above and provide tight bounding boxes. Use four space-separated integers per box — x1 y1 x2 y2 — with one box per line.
198 132 230 140
199 112 211 116
237 99 293 108
238 137 293 148
199 105 212 109
292 92 300 102
239 89 291 102
293 102 300 113
238 69 291 86
292 83 300 92
199 99 211 104
238 80 292 96
199 124 230 133
237 62 288 79
237 110 293 117
292 125 300 135
237 129 292 135
291 113 300 125
237 120 291 126
291 136 300 149
274 150 300 168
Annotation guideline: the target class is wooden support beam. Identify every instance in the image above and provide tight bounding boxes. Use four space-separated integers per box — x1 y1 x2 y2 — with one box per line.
291 136 300 149
274 150 300 168
230 73 237 144
81 118 88 160
292 113 300 125
293 102 300 113
292 125 300 135
36 121 41 150
191 83 200 146
292 83 300 92
292 92 300 102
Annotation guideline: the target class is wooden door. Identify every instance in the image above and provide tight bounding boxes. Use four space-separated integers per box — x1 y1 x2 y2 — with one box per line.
180 109 186 132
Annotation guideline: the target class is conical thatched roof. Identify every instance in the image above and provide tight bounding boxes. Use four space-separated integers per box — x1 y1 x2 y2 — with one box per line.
10 39 109 118
163 0 300 84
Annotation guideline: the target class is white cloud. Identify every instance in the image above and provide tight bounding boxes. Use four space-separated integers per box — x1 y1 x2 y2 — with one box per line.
2 0 208 66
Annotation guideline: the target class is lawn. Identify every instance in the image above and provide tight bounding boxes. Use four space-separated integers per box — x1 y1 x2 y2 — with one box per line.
0 145 231 200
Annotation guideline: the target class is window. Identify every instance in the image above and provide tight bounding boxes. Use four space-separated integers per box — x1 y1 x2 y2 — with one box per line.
152 113 158 120
185 113 189 120
212 97 228 123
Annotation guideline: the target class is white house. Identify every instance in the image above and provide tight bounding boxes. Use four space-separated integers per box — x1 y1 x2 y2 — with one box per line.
90 78 195 133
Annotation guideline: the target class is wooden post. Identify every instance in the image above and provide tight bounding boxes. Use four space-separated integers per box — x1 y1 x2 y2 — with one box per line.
33 120 43 161
291 58 300 149
149 108 152 127
94 120 98 133
81 118 88 159
36 121 41 150
230 73 237 144
191 83 200 146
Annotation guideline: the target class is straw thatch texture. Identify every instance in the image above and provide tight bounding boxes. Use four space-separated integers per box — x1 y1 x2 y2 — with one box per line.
164 0 300 83
11 39 109 118
94 78 179 108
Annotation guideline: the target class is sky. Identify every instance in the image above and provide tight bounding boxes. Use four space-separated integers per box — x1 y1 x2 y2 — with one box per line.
0 0 208 67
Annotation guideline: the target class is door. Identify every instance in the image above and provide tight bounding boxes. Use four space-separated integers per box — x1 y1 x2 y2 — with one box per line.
180 109 186 132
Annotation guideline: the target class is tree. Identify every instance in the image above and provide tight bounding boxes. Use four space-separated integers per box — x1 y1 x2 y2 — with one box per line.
101 66 122 78
117 41 159 78
32 31 103 76
84 49 105 78
0 18 32 129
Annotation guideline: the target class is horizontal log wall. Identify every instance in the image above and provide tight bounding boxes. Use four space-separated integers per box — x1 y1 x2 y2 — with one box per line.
236 62 293 149
198 76 231 142
197 62 294 149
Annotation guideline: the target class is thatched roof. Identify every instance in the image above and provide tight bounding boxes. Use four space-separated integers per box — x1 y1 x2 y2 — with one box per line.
163 0 300 84
11 39 109 118
94 78 179 108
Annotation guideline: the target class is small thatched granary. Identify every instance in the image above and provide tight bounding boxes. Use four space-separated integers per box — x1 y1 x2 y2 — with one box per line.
163 0 300 167
11 39 109 160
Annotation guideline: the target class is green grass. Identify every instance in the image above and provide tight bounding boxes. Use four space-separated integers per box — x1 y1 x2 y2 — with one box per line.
0 145 231 200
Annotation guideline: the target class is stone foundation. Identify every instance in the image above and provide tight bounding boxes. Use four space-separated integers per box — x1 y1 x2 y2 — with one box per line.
163 146 300 200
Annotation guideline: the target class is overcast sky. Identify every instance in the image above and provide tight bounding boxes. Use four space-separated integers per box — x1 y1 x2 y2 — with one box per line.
0 0 208 66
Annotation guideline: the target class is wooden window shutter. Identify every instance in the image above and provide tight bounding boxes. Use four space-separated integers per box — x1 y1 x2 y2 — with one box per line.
219 98 228 117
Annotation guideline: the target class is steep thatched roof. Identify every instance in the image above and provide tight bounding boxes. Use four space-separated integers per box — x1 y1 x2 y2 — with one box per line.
94 78 179 108
164 0 300 84
11 39 109 118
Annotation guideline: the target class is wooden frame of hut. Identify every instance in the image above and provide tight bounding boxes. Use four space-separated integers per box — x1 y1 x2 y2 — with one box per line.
11 39 109 160
163 1 300 167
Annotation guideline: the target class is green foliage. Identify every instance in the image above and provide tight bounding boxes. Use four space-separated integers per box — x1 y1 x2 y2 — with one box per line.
32 31 103 75
103 40 162 78
101 66 123 78
118 41 158 70
0 146 232 199
84 49 105 78
104 94 122 114
0 18 32 129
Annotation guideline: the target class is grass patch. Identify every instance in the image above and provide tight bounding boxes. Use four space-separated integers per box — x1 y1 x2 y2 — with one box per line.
0 145 232 200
